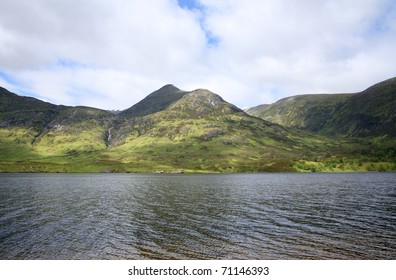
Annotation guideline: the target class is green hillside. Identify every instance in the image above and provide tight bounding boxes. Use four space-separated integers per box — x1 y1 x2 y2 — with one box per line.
1 83 395 173
326 78 396 136
246 77 396 137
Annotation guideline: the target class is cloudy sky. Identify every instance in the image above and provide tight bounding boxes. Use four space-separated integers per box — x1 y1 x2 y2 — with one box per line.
0 0 395 110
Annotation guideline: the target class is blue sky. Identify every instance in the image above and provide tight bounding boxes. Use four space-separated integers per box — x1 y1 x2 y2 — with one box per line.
0 0 395 110
178 0 202 10
178 0 219 46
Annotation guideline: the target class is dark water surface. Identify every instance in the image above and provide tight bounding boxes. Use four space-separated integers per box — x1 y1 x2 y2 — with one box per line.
0 173 395 259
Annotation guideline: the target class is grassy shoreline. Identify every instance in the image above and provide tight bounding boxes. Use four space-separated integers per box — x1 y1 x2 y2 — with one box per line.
1 160 394 173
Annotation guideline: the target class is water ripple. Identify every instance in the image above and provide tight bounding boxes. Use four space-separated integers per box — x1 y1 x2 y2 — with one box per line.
0 173 395 259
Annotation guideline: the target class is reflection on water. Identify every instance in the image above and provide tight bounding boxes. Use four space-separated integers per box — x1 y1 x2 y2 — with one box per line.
0 173 395 259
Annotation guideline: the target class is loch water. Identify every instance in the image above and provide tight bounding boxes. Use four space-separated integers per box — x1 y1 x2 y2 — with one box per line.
0 172 395 259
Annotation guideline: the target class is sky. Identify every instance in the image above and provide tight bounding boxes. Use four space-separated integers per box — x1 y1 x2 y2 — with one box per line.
0 0 395 110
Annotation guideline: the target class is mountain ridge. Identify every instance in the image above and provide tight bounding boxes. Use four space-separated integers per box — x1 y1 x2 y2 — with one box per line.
0 80 395 173
245 77 396 137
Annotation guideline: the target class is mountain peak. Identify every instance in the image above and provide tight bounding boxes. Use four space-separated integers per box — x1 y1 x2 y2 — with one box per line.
168 88 244 116
158 84 180 91
119 84 187 117
120 85 244 118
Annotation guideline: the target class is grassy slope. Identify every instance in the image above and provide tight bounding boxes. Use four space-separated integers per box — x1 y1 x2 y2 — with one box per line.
245 77 396 137
243 78 396 172
1 125 394 173
325 78 396 136
246 94 353 131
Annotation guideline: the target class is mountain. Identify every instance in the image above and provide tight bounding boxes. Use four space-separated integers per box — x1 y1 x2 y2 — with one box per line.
0 86 60 129
326 78 396 136
119 84 188 117
0 86 113 167
104 86 314 172
0 86 112 130
246 93 352 132
246 77 396 137
0 83 395 173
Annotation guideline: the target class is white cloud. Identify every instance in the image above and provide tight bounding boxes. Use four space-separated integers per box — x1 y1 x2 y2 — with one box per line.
0 0 395 110
197 0 396 104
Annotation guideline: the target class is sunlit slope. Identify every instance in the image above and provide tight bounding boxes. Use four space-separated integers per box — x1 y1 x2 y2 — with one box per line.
104 87 324 172
1 83 395 172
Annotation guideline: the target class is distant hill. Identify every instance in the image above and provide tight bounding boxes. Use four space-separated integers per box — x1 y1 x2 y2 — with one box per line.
0 82 395 173
246 78 396 137
0 86 112 129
